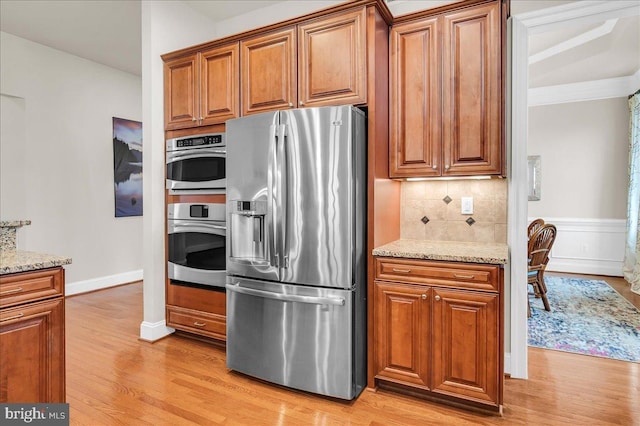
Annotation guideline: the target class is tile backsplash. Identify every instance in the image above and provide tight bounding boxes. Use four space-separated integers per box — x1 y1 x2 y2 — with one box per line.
401 178 507 243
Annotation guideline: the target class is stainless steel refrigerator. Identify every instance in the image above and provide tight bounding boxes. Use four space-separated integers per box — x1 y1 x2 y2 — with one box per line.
225 105 366 400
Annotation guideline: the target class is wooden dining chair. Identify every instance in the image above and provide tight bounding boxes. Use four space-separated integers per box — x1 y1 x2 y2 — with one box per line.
527 218 545 240
527 224 557 317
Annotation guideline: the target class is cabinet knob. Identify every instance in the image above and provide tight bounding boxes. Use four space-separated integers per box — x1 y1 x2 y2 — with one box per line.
288 102 294 108
199 117 203 121
432 165 437 170
192 117 197 121
434 295 441 301
444 165 450 170
193 321 206 327
299 101 305 106
421 294 427 300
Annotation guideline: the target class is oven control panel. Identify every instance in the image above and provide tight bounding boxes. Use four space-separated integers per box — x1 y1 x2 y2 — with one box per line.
168 203 226 222
167 133 225 151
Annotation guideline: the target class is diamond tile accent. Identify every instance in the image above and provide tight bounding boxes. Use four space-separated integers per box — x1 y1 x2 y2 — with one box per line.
466 217 476 226
421 216 430 224
443 195 452 204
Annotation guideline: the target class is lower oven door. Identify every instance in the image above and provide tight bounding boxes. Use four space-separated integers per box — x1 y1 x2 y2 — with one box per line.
168 220 226 287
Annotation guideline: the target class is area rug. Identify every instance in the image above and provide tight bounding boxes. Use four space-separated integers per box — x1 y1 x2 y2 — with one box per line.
527 276 640 362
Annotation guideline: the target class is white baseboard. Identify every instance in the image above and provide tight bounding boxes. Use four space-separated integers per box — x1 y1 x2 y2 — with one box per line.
66 269 143 296
140 320 175 342
530 217 625 277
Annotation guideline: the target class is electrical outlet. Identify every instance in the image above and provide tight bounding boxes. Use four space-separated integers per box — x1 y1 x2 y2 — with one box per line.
461 197 473 214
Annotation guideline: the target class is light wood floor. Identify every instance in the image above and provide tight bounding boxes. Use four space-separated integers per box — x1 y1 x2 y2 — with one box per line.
66 282 640 426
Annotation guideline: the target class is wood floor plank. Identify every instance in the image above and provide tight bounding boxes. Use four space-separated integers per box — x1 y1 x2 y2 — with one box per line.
65 281 640 425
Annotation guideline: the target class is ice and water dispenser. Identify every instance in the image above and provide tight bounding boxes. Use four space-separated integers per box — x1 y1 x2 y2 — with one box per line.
229 199 268 264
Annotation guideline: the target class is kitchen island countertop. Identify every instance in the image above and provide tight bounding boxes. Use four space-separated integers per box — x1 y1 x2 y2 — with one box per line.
0 250 72 275
373 239 508 265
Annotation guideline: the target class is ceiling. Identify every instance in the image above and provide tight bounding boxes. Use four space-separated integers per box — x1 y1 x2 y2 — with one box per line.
0 0 638 86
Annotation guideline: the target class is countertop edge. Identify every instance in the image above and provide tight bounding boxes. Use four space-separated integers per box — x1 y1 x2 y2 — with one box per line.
372 240 509 265
0 250 72 275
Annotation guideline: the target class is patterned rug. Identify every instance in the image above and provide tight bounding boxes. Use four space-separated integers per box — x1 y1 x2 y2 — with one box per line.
527 276 640 362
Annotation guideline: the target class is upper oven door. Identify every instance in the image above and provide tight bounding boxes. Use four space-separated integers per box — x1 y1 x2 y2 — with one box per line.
168 219 226 287
166 149 226 191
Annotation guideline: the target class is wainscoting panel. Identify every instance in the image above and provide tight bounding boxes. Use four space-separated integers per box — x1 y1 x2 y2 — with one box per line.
534 218 625 277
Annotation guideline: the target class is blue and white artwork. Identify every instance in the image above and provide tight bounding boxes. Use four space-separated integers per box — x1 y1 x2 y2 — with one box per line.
113 117 143 217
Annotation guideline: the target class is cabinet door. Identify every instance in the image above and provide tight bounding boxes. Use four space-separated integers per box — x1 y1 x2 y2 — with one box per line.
164 54 199 130
0 298 65 403
374 281 430 389
200 43 240 125
298 9 366 108
441 2 501 175
389 17 440 178
241 27 297 115
431 288 499 406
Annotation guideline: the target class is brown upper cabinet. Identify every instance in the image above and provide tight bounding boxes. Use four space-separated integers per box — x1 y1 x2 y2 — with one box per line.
298 8 367 108
242 9 367 116
241 27 297 115
390 1 504 177
164 43 240 130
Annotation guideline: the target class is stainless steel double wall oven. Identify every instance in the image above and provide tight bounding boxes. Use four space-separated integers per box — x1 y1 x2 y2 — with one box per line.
166 133 226 288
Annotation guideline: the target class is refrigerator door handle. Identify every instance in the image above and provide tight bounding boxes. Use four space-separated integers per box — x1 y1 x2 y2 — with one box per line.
277 123 289 269
268 123 279 269
226 283 345 306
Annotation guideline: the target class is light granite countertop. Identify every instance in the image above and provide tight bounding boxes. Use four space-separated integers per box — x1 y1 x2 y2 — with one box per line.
0 220 32 228
0 250 72 275
373 239 508 265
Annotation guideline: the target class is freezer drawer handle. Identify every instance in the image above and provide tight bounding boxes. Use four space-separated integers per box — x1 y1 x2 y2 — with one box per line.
226 283 345 306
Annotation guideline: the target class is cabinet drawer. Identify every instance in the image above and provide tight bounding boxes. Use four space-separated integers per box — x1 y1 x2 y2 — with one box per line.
375 258 500 292
167 305 226 341
0 267 64 308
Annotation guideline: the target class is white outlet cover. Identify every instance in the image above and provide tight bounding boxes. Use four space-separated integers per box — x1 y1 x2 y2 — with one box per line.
461 197 473 214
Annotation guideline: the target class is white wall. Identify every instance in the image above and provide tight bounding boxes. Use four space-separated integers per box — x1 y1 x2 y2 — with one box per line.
528 97 628 276
0 31 143 290
528 98 628 219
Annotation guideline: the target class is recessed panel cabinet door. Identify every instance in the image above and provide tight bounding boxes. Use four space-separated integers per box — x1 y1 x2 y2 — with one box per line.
0 298 65 403
200 43 240 125
442 2 501 175
164 55 199 130
389 17 440 177
374 281 430 388
241 27 297 115
431 288 499 406
298 9 366 108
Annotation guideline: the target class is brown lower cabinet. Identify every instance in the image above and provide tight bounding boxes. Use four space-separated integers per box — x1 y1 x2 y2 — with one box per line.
0 267 66 403
373 258 503 412
166 283 226 341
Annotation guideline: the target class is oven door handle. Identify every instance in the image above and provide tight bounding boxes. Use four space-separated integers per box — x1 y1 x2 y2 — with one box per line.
168 221 226 235
226 283 345 306
167 151 225 163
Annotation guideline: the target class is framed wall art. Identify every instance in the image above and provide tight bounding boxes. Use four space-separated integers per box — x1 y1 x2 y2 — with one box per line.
113 117 143 217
